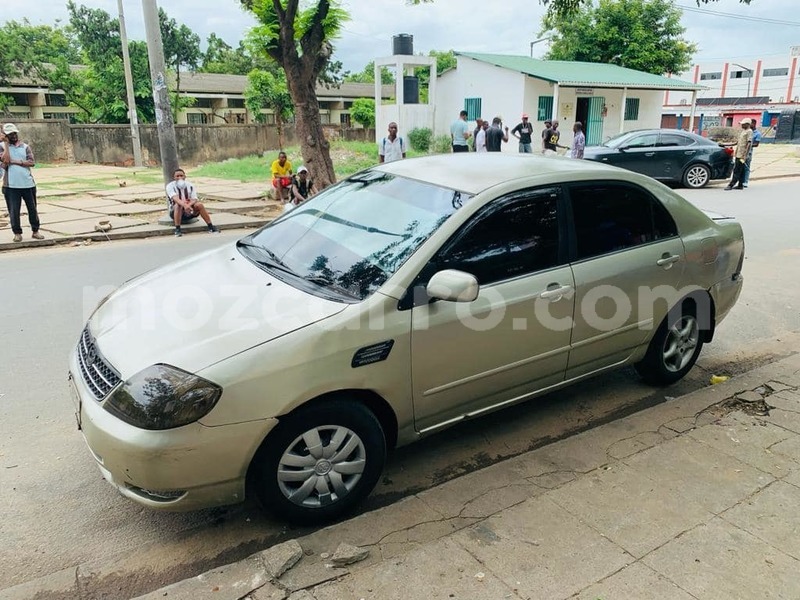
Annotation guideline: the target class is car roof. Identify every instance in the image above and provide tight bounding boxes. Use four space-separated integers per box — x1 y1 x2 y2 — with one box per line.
615 129 714 144
371 153 624 195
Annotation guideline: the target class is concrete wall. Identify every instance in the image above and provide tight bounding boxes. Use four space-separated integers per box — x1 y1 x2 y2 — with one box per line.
5 121 375 166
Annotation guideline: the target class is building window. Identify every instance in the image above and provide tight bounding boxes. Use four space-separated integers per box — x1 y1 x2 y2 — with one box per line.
340 113 351 127
624 98 640 121
193 98 213 108
227 98 245 108
537 96 553 121
9 93 29 106
464 97 482 121
700 72 722 81
730 70 752 79
187 112 208 124
262 113 275 124
45 94 68 107
763 68 789 77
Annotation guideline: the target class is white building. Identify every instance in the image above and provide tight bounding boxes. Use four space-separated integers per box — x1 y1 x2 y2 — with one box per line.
663 46 800 131
434 52 702 149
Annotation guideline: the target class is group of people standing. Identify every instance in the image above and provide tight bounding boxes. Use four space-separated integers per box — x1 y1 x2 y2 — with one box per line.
451 112 586 159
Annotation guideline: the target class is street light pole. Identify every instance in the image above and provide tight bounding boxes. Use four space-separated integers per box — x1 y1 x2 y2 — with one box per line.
733 63 752 98
142 0 179 184
530 36 552 58
117 0 143 167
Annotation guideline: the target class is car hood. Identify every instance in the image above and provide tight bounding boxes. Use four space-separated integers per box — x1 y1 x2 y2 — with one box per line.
87 243 348 379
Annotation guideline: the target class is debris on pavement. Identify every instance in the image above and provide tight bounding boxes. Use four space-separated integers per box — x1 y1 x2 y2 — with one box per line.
710 375 730 384
330 543 370 567
260 539 304 578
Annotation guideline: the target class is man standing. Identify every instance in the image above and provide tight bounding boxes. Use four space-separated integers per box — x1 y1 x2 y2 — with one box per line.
270 151 293 201
543 120 566 155
541 119 552 154
486 117 509 152
742 118 761 188
570 122 586 159
0 123 42 242
450 110 471 153
725 119 753 191
472 118 484 151
475 120 489 153
166 168 220 236
511 114 535 153
378 122 406 163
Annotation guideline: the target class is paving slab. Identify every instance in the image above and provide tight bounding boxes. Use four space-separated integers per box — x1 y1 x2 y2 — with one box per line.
642 517 800 600
547 461 714 558
574 561 696 600
37 207 97 224
204 188 266 201
450 495 633 599
82 202 165 215
34 188 76 198
310 537 521 600
42 197 123 210
41 215 149 235
622 434 774 515
199 200 272 212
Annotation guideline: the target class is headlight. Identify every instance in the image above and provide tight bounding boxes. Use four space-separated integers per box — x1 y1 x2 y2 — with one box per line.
104 364 222 430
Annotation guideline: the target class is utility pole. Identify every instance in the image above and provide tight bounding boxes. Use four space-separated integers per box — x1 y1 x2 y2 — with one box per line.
117 0 143 167
142 0 179 184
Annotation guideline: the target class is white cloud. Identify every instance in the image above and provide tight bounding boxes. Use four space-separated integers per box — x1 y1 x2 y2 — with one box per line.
4 0 799 73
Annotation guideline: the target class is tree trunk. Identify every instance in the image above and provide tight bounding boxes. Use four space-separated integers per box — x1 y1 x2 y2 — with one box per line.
285 68 335 189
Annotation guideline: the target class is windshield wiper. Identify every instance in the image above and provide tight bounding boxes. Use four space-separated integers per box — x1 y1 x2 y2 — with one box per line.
303 274 360 299
237 240 297 277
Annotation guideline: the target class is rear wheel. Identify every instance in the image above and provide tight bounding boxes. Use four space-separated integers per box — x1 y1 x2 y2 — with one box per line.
635 303 704 385
682 163 711 189
250 399 386 524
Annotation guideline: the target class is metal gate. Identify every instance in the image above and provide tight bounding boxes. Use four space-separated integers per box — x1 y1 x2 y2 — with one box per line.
586 96 605 146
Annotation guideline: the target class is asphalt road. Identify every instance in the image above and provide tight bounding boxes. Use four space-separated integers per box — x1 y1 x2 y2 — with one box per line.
1 178 799 598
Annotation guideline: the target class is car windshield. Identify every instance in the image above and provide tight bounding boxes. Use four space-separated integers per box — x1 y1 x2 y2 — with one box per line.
238 172 471 302
603 131 647 149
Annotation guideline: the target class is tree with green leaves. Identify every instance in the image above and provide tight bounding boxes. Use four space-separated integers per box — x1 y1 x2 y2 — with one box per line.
541 0 697 75
349 98 375 128
245 67 294 147
239 0 349 189
201 34 257 75
345 61 395 85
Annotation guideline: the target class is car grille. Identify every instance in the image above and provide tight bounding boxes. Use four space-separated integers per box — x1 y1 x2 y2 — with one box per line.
77 327 121 400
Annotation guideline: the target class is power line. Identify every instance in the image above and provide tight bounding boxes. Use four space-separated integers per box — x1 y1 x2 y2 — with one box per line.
677 4 800 27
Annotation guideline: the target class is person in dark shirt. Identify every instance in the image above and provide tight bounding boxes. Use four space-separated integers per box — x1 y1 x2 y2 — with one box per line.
290 166 315 205
541 119 552 153
543 120 567 155
486 117 509 152
511 114 534 153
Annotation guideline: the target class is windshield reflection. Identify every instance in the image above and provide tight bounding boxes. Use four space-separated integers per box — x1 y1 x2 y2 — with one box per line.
240 172 471 301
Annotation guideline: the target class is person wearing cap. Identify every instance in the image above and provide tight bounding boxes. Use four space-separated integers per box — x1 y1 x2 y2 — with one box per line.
165 167 220 236
289 166 315 206
742 118 761 188
0 123 43 242
511 114 535 153
725 119 753 191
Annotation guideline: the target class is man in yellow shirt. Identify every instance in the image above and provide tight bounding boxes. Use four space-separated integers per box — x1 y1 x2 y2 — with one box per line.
270 151 293 201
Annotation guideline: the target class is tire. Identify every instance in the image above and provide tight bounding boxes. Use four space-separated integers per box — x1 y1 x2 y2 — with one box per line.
682 163 711 189
635 302 704 386
250 399 386 524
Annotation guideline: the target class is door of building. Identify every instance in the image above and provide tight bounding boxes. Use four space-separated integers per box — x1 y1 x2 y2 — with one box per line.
586 96 605 146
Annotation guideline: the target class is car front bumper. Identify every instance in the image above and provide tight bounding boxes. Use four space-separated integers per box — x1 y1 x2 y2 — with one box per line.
68 347 277 511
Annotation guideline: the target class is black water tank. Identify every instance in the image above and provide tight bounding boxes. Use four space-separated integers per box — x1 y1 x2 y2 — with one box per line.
403 76 419 104
393 34 414 56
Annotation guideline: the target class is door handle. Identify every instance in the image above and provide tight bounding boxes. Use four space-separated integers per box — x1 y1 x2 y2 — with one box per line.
644 152 655 157
656 254 680 268
684 150 696 155
539 285 573 301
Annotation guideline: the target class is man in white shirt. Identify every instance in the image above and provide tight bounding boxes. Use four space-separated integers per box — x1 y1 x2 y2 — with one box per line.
475 120 489 153
165 168 219 237
378 122 406 163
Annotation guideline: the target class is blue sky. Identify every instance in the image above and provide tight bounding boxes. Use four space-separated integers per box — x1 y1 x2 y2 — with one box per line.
4 0 799 73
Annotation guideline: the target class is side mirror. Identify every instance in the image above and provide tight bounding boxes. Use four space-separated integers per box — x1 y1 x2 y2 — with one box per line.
426 269 479 302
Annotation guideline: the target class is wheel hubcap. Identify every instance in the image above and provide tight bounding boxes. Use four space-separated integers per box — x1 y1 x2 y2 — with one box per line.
661 315 699 372
277 425 366 508
687 166 708 187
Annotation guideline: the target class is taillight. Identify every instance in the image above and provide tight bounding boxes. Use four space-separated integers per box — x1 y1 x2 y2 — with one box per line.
723 146 734 157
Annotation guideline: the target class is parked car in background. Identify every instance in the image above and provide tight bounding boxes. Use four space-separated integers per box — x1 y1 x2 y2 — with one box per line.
68 154 744 524
583 129 734 189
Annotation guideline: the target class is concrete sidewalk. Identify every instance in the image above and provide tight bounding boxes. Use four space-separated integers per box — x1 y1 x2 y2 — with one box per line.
109 348 800 600
1 145 798 252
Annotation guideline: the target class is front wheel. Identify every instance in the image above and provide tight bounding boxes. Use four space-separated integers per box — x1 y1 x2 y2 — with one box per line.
682 163 711 189
635 305 704 385
250 399 386 524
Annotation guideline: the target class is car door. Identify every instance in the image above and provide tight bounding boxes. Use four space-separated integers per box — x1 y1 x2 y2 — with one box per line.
565 181 686 379
409 187 575 433
607 132 660 177
651 132 696 181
